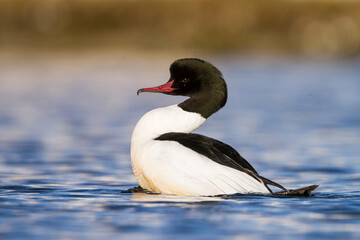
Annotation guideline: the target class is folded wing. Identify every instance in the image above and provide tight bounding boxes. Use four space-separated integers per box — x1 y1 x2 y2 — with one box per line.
155 132 286 192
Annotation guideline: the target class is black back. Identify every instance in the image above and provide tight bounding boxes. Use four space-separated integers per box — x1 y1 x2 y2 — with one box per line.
155 132 287 192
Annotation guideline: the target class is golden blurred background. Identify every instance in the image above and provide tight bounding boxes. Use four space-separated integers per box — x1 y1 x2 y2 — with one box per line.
1 0 360 57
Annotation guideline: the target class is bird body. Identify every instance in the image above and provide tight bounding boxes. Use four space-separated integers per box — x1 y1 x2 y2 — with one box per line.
131 104 271 195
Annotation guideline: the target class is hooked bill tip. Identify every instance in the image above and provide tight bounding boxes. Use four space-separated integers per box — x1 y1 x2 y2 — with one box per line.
137 89 143 95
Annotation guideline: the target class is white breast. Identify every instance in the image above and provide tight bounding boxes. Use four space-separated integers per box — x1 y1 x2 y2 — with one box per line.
131 104 206 190
131 104 206 146
130 104 270 196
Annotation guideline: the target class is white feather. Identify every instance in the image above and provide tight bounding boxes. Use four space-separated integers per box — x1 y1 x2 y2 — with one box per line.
131 105 270 196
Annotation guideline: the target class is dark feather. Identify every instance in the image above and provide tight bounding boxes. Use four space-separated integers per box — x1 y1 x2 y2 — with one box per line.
155 132 286 192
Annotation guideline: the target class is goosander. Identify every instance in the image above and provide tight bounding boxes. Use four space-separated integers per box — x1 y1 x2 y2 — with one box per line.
131 58 307 196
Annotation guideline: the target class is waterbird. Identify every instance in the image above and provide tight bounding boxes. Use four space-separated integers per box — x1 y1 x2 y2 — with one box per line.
131 58 317 196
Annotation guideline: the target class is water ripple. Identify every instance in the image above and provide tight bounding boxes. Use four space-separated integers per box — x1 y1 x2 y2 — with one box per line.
0 57 359 240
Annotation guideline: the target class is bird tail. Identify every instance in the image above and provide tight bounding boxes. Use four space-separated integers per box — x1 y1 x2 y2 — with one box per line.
258 175 287 193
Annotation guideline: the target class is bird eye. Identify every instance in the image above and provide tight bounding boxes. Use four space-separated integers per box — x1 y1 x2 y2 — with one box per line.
181 78 189 84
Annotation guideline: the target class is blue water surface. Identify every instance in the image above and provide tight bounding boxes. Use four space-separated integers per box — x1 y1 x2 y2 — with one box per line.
0 55 359 240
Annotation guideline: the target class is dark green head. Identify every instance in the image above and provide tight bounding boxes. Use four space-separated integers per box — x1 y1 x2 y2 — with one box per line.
137 58 227 118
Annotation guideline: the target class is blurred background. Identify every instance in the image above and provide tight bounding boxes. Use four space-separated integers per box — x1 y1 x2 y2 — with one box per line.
1 1 360 240
1 0 360 57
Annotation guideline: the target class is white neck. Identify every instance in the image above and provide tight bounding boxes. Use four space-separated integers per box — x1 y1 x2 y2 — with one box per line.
131 104 206 148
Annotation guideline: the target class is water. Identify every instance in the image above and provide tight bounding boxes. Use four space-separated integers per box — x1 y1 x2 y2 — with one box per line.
0 55 359 239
